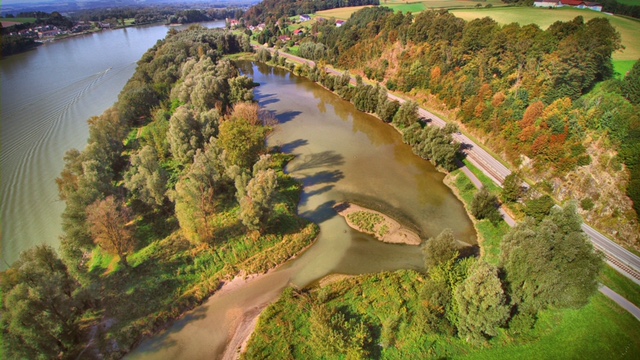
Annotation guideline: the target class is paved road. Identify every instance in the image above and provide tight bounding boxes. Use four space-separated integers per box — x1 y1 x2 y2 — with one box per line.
599 285 640 321
584 224 640 285
258 45 640 284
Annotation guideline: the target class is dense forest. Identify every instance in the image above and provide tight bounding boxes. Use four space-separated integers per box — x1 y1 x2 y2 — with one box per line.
282 6 639 250
0 26 318 359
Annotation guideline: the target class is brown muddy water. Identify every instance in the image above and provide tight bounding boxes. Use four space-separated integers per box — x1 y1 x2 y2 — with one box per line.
126 62 475 359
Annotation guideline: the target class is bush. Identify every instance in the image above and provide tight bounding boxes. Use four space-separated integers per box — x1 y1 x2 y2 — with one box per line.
471 187 501 224
580 198 595 211
524 195 555 222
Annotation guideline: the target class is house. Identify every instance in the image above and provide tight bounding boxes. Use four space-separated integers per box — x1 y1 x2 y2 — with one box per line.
278 35 291 42
533 0 602 11
39 29 62 38
335 20 345 27
300 14 311 22
293 29 304 36
227 19 240 28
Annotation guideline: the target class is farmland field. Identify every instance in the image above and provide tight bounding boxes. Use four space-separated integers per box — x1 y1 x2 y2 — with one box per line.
383 0 506 13
1 17 37 27
381 0 504 7
315 5 375 19
616 0 640 5
450 7 640 61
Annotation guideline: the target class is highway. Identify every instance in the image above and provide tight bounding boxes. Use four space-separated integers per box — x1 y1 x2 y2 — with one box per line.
259 46 640 285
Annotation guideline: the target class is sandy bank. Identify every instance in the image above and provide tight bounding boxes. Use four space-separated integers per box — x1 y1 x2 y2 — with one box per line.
334 202 422 245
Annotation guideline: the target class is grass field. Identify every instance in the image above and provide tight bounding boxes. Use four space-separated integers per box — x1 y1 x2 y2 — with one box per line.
315 5 375 20
1 17 37 27
4 17 37 23
599 265 640 308
450 7 640 61
381 0 504 8
614 59 637 78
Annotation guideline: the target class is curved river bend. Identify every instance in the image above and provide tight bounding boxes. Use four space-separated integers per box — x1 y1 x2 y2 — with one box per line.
127 63 475 359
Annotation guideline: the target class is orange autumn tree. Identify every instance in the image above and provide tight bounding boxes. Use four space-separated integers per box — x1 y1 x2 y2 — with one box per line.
86 196 136 268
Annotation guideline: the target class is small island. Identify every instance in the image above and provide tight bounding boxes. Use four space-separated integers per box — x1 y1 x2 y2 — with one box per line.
334 202 421 245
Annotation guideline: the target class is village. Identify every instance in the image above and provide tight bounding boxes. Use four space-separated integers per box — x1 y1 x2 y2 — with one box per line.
228 13 345 44
3 21 112 42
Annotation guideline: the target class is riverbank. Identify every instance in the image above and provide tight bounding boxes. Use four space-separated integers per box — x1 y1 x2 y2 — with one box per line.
334 202 421 245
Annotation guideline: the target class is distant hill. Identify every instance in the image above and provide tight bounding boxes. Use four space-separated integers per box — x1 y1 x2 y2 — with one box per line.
1 0 254 17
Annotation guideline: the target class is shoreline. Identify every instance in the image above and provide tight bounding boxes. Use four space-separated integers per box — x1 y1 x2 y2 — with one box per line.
333 202 422 246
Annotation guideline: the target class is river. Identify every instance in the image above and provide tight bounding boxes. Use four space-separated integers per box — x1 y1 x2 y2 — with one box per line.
127 62 475 359
0 20 225 270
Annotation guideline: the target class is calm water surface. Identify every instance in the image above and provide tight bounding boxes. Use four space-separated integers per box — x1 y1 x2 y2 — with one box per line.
0 21 224 269
127 63 475 359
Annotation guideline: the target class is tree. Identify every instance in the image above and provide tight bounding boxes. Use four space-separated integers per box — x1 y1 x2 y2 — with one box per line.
124 145 169 208
218 116 266 170
523 194 555 222
501 172 523 203
423 228 459 272
172 140 222 244
470 187 501 224
379 99 400 123
393 100 419 127
1 246 88 359
501 204 603 312
455 261 510 344
167 106 202 165
86 196 136 268
240 169 278 232
622 58 640 105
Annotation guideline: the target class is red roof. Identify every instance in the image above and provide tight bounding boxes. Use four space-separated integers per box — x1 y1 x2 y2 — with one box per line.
560 0 600 5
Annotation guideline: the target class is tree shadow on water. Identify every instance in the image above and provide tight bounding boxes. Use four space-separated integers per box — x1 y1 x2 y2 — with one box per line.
299 184 335 206
289 150 345 171
300 200 338 224
301 170 344 187
274 110 302 124
260 97 280 106
278 139 308 153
